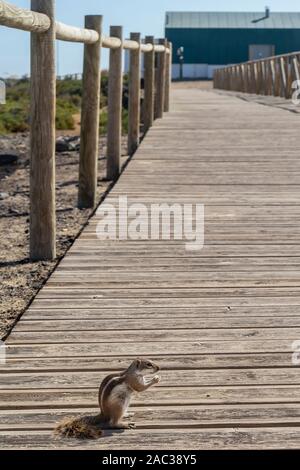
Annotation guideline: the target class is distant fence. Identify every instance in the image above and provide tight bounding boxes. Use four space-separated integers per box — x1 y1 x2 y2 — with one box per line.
56 74 82 81
213 51 300 99
0 0 172 261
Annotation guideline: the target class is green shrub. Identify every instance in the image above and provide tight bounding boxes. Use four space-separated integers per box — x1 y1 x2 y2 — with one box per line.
0 99 29 133
56 98 77 130
99 109 108 134
122 108 128 134
99 108 128 135
0 75 130 134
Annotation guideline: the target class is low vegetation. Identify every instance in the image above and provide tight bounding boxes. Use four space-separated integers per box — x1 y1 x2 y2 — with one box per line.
0 72 129 134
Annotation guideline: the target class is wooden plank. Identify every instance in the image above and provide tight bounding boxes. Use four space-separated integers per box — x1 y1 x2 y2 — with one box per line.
13 317 300 332
1 368 300 389
3 404 300 430
2 428 300 450
21 305 300 320
7 327 300 344
66 244 300 255
2 385 300 408
32 288 300 299
0 353 296 372
4 340 299 358
27 297 300 309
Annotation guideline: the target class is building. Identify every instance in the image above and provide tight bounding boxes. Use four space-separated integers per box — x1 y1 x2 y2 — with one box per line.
165 10 300 79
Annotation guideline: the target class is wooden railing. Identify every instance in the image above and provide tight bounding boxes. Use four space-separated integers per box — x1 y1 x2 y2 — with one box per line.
0 0 172 261
213 51 300 99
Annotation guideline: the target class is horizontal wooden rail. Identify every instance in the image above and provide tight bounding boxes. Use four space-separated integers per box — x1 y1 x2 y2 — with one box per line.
56 21 99 44
102 37 170 52
0 0 172 260
214 50 300 99
0 1 170 52
0 0 50 32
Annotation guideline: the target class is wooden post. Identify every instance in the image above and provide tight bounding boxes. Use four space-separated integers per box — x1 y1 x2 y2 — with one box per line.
236 65 242 91
223 68 228 89
30 0 56 261
213 69 218 89
263 61 270 95
274 58 281 96
249 63 255 94
292 55 300 82
229 67 233 90
78 15 102 209
286 56 293 99
253 63 258 94
217 70 221 89
265 60 272 95
247 64 252 93
143 35 155 132
259 61 265 95
155 38 167 119
237 66 241 91
218 70 222 89
164 41 172 112
269 60 276 95
128 32 141 156
107 26 123 180
257 61 263 95
217 69 221 89
279 56 288 98
241 64 247 92
234 66 239 91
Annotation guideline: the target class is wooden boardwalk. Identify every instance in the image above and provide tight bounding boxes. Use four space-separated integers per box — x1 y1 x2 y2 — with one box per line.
2 87 300 449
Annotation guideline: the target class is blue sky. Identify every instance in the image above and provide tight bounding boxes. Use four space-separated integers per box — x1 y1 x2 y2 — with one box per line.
1 0 300 76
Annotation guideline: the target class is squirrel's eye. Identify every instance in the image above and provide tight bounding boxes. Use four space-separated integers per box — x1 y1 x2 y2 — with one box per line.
147 363 152 368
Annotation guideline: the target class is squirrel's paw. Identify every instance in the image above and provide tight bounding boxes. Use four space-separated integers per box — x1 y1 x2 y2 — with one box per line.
153 375 161 384
114 421 136 430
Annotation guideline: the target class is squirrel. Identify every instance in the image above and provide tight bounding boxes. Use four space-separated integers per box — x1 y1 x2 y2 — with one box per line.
54 358 160 439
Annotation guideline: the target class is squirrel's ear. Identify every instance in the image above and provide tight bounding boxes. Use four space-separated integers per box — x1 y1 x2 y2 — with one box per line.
136 358 142 368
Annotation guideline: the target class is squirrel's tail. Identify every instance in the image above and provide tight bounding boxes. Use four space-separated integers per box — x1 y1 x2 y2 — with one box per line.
54 414 104 440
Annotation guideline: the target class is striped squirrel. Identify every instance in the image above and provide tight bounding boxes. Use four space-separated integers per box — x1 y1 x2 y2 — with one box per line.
55 358 160 439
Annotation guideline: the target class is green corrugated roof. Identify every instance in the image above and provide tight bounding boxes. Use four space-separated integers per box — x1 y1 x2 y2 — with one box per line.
165 12 300 29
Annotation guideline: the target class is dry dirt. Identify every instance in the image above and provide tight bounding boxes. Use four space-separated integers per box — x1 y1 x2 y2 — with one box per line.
0 132 129 339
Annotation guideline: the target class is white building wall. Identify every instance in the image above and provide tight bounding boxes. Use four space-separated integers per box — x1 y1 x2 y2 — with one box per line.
172 64 226 79
125 49 226 80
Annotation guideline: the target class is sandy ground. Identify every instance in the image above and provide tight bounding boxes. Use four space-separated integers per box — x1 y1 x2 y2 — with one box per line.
172 80 213 90
0 132 129 339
